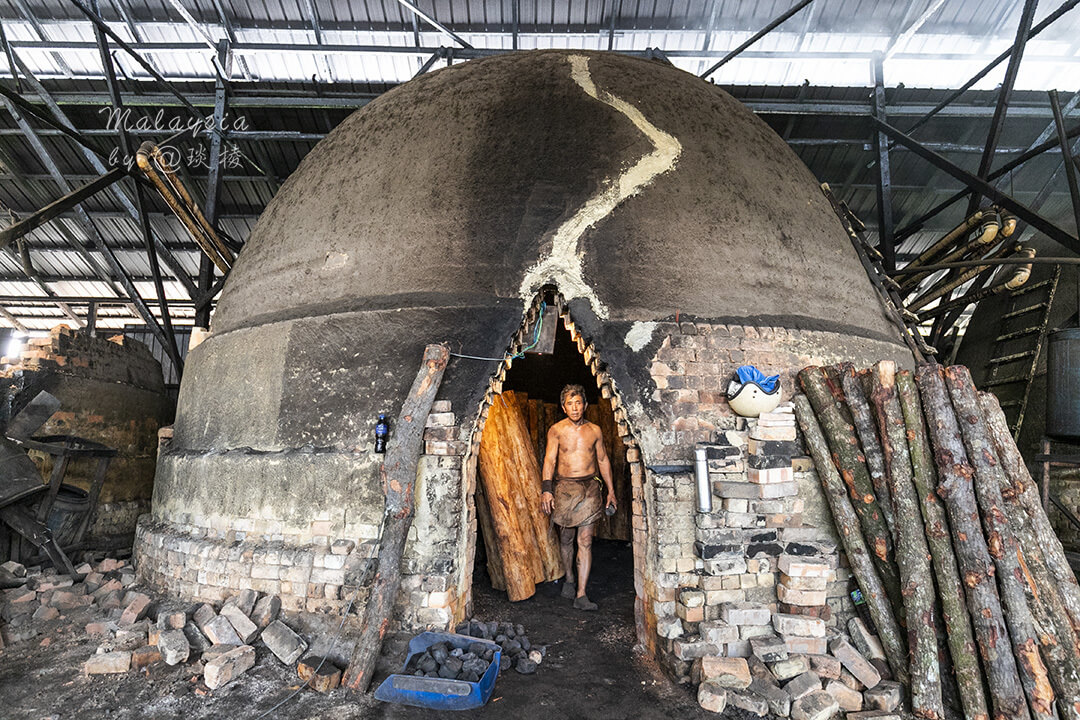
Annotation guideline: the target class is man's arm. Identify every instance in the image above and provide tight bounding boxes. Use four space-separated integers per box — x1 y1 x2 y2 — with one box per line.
594 428 616 510
541 425 559 515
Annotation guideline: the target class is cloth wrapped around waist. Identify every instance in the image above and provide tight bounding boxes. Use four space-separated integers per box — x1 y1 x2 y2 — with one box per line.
550 474 603 528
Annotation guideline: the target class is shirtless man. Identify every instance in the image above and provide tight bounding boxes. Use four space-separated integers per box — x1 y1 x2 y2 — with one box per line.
540 384 616 611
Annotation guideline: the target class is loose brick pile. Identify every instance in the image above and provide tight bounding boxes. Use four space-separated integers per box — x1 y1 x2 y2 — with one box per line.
0 557 333 694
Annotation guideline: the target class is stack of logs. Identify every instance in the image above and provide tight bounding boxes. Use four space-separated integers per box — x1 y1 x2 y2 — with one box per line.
792 361 1080 720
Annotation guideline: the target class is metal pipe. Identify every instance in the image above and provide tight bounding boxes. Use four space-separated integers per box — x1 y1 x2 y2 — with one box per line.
917 248 1037 320
699 0 815 79
890 255 1080 274
906 241 1018 313
1051 89 1080 237
695 445 712 513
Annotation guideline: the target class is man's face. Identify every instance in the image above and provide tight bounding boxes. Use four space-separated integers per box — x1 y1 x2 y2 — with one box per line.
562 393 586 422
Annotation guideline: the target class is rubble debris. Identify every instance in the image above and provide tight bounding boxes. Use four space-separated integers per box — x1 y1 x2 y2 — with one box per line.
298 654 342 692
204 645 256 690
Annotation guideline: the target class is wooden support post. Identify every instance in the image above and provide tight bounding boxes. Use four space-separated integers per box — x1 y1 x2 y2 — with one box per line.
839 363 897 542
898 371 989 720
944 366 1053 720
797 367 902 612
793 394 909 684
916 364 1031 720
868 361 943 720
343 343 449 694
982 392 1080 720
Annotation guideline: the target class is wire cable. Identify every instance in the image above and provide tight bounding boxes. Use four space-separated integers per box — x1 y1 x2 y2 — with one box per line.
448 301 547 362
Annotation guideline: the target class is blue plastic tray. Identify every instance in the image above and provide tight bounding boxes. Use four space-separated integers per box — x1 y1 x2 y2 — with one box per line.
373 631 501 710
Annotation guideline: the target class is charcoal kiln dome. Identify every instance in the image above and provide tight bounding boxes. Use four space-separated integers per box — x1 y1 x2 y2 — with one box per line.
141 50 909 614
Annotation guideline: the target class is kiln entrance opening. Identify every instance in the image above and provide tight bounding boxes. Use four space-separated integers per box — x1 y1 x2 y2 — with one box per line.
470 307 637 621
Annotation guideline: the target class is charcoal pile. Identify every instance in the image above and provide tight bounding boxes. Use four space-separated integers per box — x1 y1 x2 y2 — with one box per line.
455 619 546 674
793 361 1080 720
407 640 495 682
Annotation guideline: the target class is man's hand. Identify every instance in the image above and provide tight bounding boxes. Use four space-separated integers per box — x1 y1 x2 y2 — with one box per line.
606 491 617 512
541 491 554 515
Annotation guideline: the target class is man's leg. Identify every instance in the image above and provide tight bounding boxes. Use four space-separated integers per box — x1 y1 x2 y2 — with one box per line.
573 524 598 610
559 526 577 598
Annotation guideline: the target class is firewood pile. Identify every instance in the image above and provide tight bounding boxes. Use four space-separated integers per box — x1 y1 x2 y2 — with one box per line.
792 361 1080 720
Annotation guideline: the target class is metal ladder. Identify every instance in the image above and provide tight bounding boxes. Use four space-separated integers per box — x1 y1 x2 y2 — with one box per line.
983 266 1061 440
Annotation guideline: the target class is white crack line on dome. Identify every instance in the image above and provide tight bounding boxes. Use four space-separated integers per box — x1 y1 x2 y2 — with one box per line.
519 54 682 319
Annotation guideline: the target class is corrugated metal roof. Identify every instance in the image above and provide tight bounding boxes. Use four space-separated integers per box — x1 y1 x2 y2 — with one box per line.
0 0 1077 346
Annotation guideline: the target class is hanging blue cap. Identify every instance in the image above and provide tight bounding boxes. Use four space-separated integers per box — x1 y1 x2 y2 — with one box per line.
735 365 780 394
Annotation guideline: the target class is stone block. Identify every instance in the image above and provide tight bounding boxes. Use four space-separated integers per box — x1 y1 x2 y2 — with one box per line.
808 654 841 680
777 584 827 607
777 556 831 577
828 637 881 689
720 602 771 626
748 467 794 485
183 622 213 653
791 689 839 720
1 560 26 577
85 650 131 674
750 426 797 442
725 639 752 658
193 603 216 630
750 635 788 663
119 593 152 626
262 620 307 665
86 621 110 636
224 589 257 616
839 668 865 692
672 637 719 660
727 689 770 716
824 679 863 711
751 677 792 717
703 556 747 576
864 680 903 711
204 645 256 689
769 654 810 681
157 610 186 630
780 573 828 591
677 603 704 623
699 620 738 645
251 594 281 629
848 617 886 661
220 604 259 643
699 657 751 688
773 613 826 637
847 713 902 720
158 629 190 665
203 615 242 646
698 682 727 713
783 670 822 701
33 606 59 621
679 589 705 608
132 645 162 669
740 624 775 640
656 615 683 640
783 635 828 655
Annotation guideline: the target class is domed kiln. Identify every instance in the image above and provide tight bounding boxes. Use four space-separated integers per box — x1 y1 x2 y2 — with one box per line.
136 50 910 654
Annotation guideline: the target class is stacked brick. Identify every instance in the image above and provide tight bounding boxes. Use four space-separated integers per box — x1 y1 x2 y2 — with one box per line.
0 325 165 393
137 400 467 631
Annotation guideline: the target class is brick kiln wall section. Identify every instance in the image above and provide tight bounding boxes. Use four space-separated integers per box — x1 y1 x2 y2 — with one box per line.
135 400 467 628
636 321 902 683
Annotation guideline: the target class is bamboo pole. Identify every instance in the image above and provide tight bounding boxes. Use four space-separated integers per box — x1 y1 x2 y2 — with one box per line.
793 393 909 684
840 362 898 543
898 370 990 720
797 367 902 612
944 366 1053 720
980 391 1080 720
343 344 449 693
868 361 944 720
916 364 1030 720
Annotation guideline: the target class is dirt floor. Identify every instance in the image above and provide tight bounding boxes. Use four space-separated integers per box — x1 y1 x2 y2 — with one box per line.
0 540 735 719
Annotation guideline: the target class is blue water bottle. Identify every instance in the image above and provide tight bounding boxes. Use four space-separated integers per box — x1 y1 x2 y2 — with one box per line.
375 413 389 453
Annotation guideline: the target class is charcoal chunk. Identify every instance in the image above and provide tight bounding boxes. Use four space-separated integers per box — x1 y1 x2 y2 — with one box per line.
450 647 463 657
520 636 531 651
438 656 463 679
418 654 438 673
515 657 538 674
468 642 487 657
463 671 480 683
431 645 449 664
